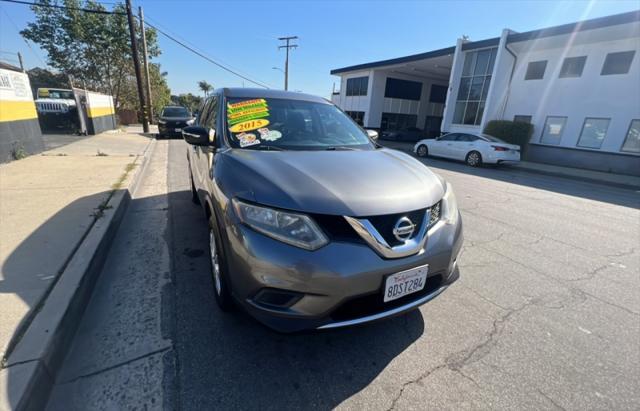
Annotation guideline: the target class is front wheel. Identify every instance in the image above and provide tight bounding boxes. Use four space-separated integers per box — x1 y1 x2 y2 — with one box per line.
209 217 233 311
416 144 428 157
466 151 482 167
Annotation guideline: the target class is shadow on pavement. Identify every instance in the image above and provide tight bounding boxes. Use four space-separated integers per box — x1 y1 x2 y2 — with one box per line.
0 190 114 409
380 140 639 209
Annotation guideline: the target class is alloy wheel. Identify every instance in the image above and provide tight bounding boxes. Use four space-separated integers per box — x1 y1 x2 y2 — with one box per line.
209 229 221 295
417 145 428 157
467 152 481 167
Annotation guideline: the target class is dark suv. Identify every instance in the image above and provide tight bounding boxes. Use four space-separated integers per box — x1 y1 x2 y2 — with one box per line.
182 88 463 332
157 105 194 138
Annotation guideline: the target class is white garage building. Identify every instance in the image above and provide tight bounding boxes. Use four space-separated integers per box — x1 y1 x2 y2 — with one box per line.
330 10 640 175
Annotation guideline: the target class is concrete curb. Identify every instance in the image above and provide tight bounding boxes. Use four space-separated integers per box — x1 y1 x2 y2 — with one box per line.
0 137 157 411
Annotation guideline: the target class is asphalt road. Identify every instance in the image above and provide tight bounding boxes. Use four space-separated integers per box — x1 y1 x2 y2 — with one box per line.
47 139 639 410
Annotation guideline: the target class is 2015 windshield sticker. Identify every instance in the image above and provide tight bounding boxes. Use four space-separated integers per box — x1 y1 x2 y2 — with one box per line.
237 132 261 148
229 118 269 133
257 128 282 142
228 111 269 125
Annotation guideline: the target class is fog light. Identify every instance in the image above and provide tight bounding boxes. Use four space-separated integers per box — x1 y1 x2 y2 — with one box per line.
253 288 303 309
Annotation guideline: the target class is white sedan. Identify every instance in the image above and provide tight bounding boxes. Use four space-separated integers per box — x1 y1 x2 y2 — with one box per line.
413 132 521 167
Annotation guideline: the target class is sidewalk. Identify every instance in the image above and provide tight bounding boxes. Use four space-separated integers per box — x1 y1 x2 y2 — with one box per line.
0 128 153 363
379 140 640 190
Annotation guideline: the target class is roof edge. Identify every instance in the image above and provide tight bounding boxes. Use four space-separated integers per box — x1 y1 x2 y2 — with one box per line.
330 46 455 75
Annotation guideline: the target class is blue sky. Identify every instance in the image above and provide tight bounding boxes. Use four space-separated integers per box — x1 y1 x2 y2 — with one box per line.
1 0 638 98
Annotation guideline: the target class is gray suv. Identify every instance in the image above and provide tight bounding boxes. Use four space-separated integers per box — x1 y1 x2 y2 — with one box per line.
183 88 463 332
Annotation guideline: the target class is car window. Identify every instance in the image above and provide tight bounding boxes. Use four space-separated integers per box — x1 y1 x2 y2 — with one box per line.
198 99 212 126
225 97 373 151
459 134 479 142
203 96 218 130
162 107 190 117
438 133 459 142
479 133 507 143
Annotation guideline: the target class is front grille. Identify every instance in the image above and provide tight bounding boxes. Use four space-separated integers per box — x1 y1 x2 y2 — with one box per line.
311 214 363 243
330 273 444 322
366 208 428 247
163 120 188 128
37 102 67 113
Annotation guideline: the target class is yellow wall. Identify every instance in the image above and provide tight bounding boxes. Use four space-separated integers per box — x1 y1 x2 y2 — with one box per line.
87 106 115 119
0 100 38 123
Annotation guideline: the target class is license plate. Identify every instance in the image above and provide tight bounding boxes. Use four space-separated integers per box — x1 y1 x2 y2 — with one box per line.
175 128 182 132
383 265 428 302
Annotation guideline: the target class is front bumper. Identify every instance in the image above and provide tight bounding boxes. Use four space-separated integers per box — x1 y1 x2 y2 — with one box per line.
158 122 187 137
223 210 464 332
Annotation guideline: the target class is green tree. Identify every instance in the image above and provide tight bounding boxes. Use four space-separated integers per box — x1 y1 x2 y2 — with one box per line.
198 80 213 97
171 93 203 113
21 0 169 113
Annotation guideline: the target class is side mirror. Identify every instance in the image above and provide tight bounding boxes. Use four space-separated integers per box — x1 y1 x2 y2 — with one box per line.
182 126 211 146
366 129 379 140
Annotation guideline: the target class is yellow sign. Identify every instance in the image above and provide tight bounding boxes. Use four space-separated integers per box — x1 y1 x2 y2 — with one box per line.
38 89 50 97
229 118 270 133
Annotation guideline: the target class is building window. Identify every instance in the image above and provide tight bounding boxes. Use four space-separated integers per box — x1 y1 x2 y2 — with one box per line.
452 47 497 125
346 76 368 96
601 51 635 75
380 112 417 130
345 111 365 126
429 84 447 103
525 60 547 80
576 118 610 149
621 120 640 153
514 115 532 123
559 56 587 78
540 116 567 145
384 78 422 101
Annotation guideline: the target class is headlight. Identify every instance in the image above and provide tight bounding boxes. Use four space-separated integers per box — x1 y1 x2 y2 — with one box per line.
186 118 195 125
441 181 459 225
158 119 166 125
232 199 328 250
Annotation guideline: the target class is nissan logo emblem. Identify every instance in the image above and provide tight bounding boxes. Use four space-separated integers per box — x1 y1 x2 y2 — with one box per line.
393 217 415 242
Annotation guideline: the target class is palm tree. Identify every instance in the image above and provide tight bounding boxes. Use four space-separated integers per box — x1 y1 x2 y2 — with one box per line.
198 80 213 98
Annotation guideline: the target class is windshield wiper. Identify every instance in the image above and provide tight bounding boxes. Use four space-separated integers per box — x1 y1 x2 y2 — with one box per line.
324 146 358 151
250 145 284 151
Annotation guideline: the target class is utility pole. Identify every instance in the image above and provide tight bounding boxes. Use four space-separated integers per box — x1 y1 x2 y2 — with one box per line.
125 0 149 133
278 36 298 91
138 6 153 123
17 52 24 72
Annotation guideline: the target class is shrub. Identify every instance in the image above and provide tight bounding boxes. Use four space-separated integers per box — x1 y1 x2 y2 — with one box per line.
483 120 534 154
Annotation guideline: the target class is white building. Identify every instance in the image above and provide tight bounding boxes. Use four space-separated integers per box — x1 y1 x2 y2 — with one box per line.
331 11 640 175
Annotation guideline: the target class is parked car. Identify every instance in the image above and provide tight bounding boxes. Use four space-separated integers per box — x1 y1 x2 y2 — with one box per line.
35 88 79 132
414 132 520 167
157 105 194 138
381 127 426 142
184 88 463 333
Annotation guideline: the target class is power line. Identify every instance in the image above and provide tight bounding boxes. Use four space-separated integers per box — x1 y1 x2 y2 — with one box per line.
1 0 273 89
144 14 269 88
0 0 125 15
0 5 47 66
144 20 272 89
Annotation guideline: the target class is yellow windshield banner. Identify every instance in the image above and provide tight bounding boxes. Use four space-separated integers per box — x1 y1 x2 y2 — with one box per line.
229 118 270 133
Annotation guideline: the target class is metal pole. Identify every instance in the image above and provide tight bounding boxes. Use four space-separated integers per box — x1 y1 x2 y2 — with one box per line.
17 52 24 72
139 6 153 123
126 0 149 133
278 36 297 91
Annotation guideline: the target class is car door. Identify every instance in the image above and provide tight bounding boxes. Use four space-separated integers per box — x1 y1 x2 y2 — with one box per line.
431 133 460 158
451 133 478 160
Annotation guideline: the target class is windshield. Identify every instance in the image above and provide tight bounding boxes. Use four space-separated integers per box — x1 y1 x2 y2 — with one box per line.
162 107 190 117
225 97 373 150
480 133 507 143
46 90 74 99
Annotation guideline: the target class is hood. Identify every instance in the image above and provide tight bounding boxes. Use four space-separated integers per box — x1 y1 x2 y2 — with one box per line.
218 148 445 216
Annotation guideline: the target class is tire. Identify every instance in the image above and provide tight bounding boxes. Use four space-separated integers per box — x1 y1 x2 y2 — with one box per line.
209 215 234 311
416 144 428 158
189 169 200 205
466 151 482 167
156 133 163 139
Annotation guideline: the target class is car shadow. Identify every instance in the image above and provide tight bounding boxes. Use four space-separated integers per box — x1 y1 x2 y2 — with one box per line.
379 140 639 209
168 188 427 410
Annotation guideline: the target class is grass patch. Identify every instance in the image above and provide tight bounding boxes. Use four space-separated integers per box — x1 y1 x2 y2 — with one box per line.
11 143 27 160
96 149 108 156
